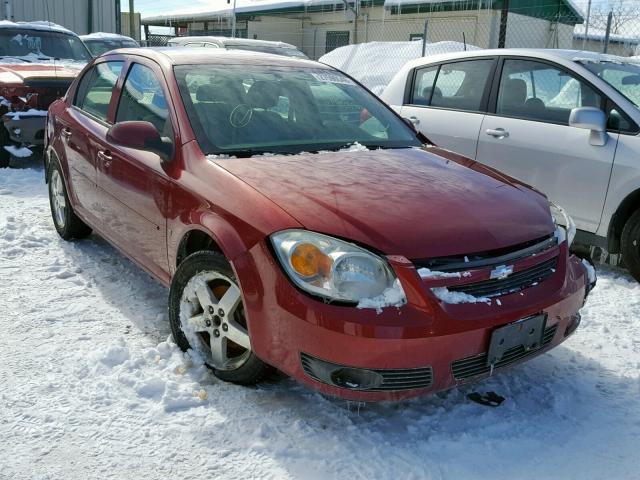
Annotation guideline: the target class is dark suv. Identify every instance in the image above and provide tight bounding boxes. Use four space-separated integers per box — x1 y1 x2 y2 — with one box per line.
0 21 91 167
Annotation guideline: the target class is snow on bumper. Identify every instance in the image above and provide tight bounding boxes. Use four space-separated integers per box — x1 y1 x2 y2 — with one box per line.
239 241 589 402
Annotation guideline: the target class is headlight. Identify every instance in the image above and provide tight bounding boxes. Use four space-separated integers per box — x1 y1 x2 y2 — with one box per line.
271 230 399 303
550 202 576 246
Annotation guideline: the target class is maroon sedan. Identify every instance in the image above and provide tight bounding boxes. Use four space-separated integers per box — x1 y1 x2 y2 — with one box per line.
46 48 594 401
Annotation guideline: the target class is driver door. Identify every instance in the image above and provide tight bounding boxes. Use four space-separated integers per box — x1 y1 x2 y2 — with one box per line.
95 60 175 281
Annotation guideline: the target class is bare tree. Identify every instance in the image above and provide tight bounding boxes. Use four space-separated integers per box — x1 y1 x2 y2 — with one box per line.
588 0 637 34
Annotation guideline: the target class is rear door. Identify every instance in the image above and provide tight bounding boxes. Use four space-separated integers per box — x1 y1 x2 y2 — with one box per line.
60 60 123 224
400 58 495 159
94 60 175 281
475 57 618 232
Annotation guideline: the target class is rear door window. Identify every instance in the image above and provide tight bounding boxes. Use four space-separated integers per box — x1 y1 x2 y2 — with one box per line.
430 60 493 112
410 65 438 105
74 61 123 122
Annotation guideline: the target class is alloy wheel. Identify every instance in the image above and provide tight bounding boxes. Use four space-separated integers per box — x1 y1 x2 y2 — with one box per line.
50 170 66 228
179 271 251 371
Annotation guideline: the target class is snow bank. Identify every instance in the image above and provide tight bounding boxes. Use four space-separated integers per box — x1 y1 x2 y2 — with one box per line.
320 41 479 94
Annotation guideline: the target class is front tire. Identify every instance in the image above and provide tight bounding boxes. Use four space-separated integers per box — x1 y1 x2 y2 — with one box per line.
621 209 640 282
47 158 92 240
169 251 272 385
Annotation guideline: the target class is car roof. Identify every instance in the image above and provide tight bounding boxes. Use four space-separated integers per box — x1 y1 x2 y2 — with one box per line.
401 48 638 69
101 46 324 68
167 36 298 49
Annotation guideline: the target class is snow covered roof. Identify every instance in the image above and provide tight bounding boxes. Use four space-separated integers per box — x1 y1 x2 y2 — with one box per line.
80 32 136 41
0 20 75 36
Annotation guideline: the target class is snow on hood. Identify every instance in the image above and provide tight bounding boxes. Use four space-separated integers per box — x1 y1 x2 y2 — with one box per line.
214 147 554 259
319 41 479 95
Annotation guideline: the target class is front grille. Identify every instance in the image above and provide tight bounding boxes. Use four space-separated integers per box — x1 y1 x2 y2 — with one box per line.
451 324 558 380
300 352 433 392
414 234 555 272
447 256 558 298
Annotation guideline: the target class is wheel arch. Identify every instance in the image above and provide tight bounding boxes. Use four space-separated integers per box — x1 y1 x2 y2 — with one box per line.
172 211 258 272
607 187 640 253
175 228 224 268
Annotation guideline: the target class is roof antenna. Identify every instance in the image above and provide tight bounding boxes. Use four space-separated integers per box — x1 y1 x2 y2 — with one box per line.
462 32 467 51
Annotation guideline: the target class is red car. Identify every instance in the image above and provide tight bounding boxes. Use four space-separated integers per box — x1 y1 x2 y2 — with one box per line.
46 48 594 402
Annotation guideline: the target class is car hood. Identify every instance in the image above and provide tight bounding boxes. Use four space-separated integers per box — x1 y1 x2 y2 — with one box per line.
0 63 84 83
215 147 554 259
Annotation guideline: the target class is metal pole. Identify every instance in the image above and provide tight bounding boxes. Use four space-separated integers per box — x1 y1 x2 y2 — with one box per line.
421 19 428 56
129 0 135 40
603 10 612 54
498 0 509 48
582 0 591 50
231 0 237 38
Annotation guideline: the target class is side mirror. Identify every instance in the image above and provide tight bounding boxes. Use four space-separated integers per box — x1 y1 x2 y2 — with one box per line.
569 107 608 146
107 121 174 162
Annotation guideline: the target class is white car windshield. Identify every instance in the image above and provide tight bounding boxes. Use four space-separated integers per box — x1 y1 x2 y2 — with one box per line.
580 59 640 108
0 28 92 63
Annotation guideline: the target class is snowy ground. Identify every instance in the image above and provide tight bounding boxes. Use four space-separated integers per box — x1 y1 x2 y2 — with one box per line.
1 163 639 480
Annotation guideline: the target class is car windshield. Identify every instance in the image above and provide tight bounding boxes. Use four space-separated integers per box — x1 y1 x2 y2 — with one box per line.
0 28 91 63
226 44 308 58
175 64 421 156
84 38 138 56
579 59 640 108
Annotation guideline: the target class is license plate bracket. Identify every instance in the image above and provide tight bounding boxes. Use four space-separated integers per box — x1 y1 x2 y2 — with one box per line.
487 314 546 366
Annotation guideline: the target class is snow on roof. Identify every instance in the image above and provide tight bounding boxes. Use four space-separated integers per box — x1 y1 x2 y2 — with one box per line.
0 20 75 36
319 40 479 95
80 32 135 41
573 24 640 45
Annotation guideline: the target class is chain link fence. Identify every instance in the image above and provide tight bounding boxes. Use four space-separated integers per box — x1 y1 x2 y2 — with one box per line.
143 2 640 60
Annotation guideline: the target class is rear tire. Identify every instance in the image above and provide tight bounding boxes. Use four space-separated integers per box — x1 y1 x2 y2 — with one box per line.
621 209 640 282
0 125 10 168
169 251 272 385
47 157 92 240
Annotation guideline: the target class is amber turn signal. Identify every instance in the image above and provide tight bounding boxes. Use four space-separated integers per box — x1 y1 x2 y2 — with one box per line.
290 243 333 278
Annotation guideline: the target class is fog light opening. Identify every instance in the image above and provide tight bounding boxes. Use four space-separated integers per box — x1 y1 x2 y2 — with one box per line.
329 367 383 390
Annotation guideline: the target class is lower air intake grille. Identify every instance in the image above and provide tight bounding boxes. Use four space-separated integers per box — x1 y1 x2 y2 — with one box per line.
451 324 558 380
300 352 433 392
448 256 558 298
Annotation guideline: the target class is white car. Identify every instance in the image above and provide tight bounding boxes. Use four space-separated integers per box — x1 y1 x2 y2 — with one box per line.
381 49 640 281
166 36 308 59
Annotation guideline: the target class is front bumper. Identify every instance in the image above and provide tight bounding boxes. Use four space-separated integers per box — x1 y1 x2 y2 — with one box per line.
238 241 590 402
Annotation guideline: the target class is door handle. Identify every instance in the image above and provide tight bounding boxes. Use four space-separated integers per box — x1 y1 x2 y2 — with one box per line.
97 150 112 167
61 127 72 138
486 128 509 138
409 116 420 125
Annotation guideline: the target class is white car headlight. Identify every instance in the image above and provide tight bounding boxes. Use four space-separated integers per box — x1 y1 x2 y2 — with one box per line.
271 230 398 302
550 202 576 246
